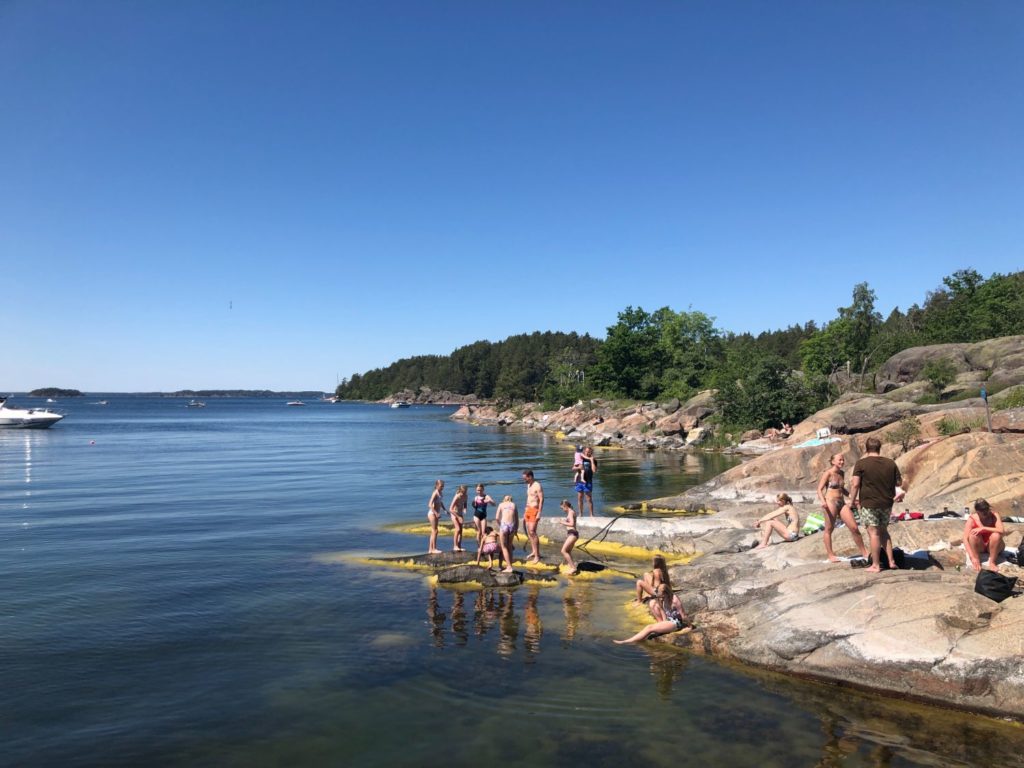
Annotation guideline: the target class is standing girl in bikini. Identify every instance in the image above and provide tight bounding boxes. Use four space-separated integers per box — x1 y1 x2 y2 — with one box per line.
816 454 868 560
816 454 846 562
495 495 519 574
427 479 445 555
449 484 468 552
557 499 579 575
471 484 496 544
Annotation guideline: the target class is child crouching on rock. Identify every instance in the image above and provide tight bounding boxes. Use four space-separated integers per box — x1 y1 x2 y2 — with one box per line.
476 526 502 570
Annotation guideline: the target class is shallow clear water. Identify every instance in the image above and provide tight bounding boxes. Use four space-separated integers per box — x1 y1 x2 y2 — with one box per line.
1 397 1021 767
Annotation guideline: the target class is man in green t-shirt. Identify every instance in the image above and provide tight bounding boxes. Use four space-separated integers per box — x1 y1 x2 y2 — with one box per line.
849 437 905 574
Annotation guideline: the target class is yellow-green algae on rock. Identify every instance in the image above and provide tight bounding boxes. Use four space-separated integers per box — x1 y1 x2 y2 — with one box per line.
382 520 694 566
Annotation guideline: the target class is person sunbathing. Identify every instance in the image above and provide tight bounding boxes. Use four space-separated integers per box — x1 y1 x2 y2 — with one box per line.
753 493 801 549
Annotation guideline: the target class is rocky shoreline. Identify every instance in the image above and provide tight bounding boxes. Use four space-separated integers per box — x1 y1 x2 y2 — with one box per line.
451 390 719 451
531 420 1024 719
436 338 1024 718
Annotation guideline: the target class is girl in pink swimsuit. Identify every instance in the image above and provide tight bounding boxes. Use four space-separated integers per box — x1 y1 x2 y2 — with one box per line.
475 526 502 569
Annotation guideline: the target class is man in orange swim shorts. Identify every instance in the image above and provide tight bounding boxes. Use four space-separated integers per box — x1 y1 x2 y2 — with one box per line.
522 469 544 564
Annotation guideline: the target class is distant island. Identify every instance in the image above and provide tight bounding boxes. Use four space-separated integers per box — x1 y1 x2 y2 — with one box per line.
166 390 325 398
29 388 83 398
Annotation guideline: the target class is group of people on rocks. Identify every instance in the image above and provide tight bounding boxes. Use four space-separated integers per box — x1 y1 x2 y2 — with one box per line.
425 445 600 576
752 436 1007 574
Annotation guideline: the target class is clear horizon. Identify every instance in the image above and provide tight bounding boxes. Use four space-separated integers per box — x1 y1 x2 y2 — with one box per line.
3 2 1022 391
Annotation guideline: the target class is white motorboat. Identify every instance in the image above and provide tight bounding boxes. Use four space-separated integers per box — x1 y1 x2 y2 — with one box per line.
390 401 411 409
0 397 64 429
186 400 206 408
287 400 306 406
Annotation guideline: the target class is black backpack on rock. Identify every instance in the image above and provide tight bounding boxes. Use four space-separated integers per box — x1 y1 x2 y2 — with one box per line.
974 570 1019 603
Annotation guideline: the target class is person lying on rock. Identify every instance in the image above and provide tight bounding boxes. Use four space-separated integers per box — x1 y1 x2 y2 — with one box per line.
753 493 801 549
965 498 1005 572
615 583 689 644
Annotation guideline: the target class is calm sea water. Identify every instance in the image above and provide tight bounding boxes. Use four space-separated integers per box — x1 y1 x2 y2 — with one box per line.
2 397 1021 767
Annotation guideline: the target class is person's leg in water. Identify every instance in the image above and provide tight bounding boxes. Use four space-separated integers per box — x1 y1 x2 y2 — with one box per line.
614 619 679 644
838 504 869 559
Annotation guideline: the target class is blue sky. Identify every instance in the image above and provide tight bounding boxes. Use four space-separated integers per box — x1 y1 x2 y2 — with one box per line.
2 1 1021 391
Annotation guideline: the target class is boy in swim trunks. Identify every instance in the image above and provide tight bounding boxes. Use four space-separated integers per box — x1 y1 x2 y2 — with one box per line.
495 495 519 573
522 469 544 564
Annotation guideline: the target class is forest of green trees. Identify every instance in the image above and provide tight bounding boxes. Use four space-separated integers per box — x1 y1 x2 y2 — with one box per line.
337 269 1024 430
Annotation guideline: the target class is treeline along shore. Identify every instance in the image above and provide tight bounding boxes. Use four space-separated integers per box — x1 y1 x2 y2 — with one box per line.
338 269 1024 443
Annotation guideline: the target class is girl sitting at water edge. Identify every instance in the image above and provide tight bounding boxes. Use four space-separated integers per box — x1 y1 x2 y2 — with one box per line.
427 479 445 555
634 554 670 611
449 485 468 552
615 583 689 644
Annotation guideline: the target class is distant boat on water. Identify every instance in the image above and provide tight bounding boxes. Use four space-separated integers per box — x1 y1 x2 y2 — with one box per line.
92 400 108 406
186 400 206 408
0 396 64 429
287 400 306 407
390 401 411 409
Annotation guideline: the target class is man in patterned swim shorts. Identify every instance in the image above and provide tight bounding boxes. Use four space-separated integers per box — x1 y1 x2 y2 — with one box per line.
850 437 905 574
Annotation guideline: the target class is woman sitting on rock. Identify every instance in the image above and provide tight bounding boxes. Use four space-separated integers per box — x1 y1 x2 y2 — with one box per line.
615 583 689 644
753 493 801 549
965 498 1005 572
634 554 670 612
